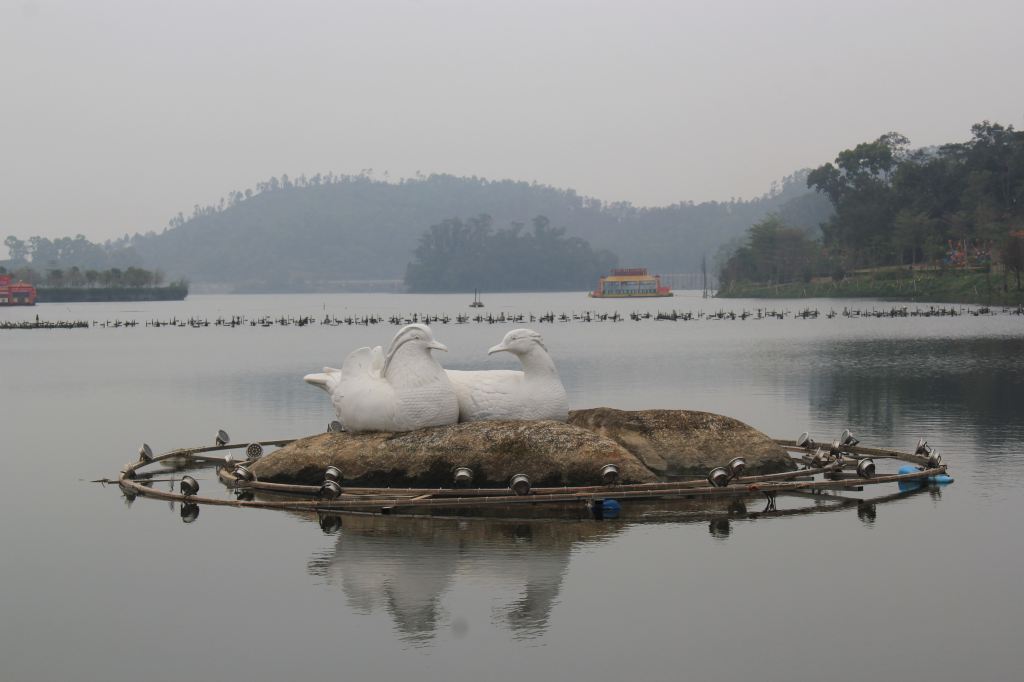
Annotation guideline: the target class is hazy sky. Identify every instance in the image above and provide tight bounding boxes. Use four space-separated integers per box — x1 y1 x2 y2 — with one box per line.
2 0 1022 242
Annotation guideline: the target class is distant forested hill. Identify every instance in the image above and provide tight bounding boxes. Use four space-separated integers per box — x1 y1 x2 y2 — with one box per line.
6 172 831 291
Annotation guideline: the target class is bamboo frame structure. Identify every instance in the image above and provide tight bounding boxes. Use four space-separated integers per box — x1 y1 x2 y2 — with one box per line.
113 436 950 520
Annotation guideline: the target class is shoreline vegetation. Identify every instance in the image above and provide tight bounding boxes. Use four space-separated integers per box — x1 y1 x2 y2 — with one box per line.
35 285 188 303
718 266 1024 305
718 122 1024 306
0 265 189 302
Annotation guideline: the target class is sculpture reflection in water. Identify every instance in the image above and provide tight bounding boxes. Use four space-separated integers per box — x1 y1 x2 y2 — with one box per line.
300 484 940 642
306 514 621 643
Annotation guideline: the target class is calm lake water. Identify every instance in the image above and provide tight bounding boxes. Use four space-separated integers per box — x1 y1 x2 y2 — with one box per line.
2 292 1023 682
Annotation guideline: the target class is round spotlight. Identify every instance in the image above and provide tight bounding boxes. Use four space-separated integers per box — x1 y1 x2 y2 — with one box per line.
324 466 342 483
453 467 474 486
319 480 342 500
727 457 746 479
707 467 730 488
215 429 231 447
509 474 531 496
245 443 263 460
841 429 860 447
327 421 345 433
796 432 815 449
224 451 235 465
181 502 200 523
856 458 876 478
180 475 199 497
927 452 942 468
233 465 256 482
915 438 931 456
600 463 620 485
138 443 153 463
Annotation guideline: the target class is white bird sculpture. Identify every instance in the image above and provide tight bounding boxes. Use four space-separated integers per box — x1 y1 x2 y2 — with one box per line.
304 324 460 433
446 328 569 423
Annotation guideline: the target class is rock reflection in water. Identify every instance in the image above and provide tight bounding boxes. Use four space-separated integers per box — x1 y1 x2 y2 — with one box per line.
306 515 621 642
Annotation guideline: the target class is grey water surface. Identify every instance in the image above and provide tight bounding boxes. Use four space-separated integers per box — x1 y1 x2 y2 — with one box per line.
1 292 1022 682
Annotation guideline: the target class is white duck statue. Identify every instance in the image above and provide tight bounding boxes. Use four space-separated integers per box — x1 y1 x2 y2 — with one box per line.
446 328 569 422
304 324 460 433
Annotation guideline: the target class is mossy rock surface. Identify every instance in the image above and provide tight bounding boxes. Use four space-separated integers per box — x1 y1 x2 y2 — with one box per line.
252 419 657 487
568 408 796 476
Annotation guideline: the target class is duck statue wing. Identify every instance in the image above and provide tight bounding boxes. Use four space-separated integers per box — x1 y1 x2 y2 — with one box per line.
341 346 384 379
446 369 525 422
331 346 402 432
305 342 385 393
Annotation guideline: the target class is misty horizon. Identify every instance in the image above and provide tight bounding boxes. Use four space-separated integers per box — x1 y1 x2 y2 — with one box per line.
3 0 1023 243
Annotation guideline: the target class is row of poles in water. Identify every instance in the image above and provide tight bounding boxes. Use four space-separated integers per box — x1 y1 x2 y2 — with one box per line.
6 303 1023 330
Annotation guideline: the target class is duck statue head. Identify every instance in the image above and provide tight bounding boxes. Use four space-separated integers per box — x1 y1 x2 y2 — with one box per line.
444 328 568 422
383 323 449 379
488 329 547 358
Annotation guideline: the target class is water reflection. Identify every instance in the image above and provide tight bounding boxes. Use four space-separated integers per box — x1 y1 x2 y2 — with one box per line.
306 515 621 642
180 502 200 523
811 337 1024 456
300 483 943 643
708 517 731 539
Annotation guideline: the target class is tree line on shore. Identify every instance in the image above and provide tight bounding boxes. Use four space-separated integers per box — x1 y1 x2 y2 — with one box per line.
404 214 617 292
3 234 142 272
720 121 1024 290
0 264 184 289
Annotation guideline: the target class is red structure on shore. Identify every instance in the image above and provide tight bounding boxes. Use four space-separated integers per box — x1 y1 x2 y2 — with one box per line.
0 275 37 306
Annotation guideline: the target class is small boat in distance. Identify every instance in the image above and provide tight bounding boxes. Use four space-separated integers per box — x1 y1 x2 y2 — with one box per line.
469 289 484 307
589 268 673 298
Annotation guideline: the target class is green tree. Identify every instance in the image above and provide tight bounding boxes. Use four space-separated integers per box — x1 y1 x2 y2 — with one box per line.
46 268 65 288
1004 232 1024 291
720 215 821 286
67 266 85 287
405 214 617 292
808 132 909 267
4 236 28 262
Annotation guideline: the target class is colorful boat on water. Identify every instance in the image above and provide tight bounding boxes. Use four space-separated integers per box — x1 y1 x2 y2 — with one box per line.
589 268 673 298
0 275 37 306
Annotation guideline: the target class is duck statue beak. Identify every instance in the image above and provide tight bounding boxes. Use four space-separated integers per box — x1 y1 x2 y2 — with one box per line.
487 343 508 355
428 340 448 352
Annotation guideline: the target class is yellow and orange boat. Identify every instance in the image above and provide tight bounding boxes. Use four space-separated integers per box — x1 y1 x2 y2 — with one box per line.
589 268 673 298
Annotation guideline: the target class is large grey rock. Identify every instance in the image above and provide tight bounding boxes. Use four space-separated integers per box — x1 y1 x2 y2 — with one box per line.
568 408 795 475
252 419 657 487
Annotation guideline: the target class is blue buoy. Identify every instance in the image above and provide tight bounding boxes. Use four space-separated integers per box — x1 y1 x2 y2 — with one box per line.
898 465 954 491
602 499 621 519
